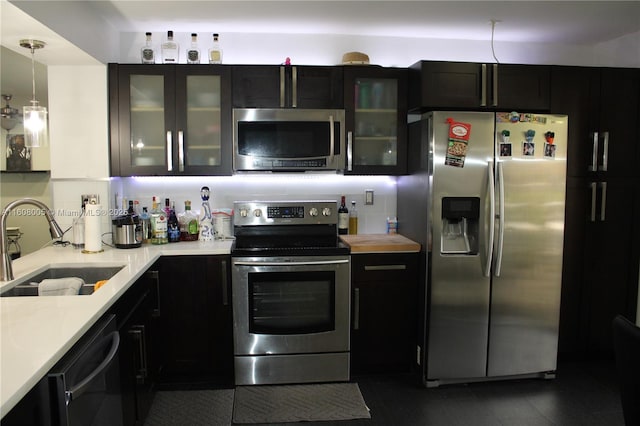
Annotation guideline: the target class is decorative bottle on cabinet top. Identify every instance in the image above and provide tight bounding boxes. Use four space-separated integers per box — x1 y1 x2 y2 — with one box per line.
161 30 179 63
349 201 358 234
208 33 222 64
141 32 155 64
199 186 214 241
179 200 199 241
186 33 200 64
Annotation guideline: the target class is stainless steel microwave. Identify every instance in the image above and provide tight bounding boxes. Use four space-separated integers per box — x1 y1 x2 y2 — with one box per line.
233 108 345 172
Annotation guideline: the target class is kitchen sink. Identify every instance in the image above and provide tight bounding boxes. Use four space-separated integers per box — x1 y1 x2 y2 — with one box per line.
0 265 125 297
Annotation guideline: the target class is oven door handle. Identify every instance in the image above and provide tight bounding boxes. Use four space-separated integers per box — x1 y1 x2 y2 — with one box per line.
233 259 349 266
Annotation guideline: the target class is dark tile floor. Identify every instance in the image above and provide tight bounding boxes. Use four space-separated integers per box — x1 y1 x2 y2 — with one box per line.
346 360 624 426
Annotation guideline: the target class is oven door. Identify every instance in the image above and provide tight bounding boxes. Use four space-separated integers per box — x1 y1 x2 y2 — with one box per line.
232 255 350 355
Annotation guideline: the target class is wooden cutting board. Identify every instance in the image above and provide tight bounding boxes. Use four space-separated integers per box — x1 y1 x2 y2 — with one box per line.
340 234 421 253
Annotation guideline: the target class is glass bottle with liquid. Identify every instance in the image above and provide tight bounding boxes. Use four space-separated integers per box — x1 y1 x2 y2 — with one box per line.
349 201 358 234
338 195 349 235
179 200 199 241
150 196 168 244
161 30 179 63
186 33 200 64
208 33 222 64
141 32 155 64
167 201 181 243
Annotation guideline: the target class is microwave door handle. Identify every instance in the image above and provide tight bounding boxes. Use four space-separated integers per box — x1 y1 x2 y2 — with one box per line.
347 131 353 171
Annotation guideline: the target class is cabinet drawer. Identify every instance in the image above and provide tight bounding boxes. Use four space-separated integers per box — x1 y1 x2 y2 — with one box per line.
352 253 418 282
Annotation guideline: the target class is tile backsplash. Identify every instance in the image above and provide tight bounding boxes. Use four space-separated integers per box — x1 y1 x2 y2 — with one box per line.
116 174 397 235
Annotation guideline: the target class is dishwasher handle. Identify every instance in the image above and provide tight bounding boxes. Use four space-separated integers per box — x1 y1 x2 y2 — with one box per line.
65 331 120 405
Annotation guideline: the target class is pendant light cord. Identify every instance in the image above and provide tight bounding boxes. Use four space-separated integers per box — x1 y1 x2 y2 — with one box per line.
490 19 500 64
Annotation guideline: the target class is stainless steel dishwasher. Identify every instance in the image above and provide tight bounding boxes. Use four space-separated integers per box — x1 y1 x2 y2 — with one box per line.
48 314 123 426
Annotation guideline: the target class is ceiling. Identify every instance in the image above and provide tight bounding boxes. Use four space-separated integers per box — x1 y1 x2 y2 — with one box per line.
4 1 640 66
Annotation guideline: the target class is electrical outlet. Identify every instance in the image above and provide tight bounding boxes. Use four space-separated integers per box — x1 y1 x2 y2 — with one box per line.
80 194 98 208
365 190 374 205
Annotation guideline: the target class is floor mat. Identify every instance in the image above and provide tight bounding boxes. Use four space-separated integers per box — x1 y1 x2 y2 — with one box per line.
232 382 371 424
144 389 234 426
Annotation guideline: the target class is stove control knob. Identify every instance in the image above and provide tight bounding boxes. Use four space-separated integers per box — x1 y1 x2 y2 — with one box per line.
309 208 318 217
322 207 332 217
239 208 248 218
253 209 262 217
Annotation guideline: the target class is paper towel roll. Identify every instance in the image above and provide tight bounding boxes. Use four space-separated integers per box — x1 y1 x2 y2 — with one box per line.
83 203 103 253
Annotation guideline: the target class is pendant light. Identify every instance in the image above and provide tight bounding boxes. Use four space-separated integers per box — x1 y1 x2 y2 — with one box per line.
20 39 48 147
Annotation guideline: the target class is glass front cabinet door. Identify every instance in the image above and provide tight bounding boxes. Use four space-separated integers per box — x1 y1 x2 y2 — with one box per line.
343 67 408 175
110 64 232 176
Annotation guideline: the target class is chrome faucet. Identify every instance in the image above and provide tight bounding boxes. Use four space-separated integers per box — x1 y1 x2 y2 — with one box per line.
1 198 64 281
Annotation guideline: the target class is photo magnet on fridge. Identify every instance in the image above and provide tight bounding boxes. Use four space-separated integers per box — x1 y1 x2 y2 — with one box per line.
500 143 512 157
544 143 556 158
523 141 535 156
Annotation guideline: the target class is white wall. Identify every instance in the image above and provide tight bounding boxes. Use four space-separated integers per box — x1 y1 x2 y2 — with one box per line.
118 31 640 68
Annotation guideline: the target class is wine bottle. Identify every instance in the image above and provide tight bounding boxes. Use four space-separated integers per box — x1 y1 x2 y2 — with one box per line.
338 195 349 235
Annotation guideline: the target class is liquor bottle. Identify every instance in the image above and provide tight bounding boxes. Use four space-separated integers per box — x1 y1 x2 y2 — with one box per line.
141 32 155 64
167 201 181 243
150 196 168 244
179 200 199 241
208 33 222 64
199 186 214 241
164 198 171 217
161 30 179 63
349 201 358 235
338 195 349 235
186 33 200 64
140 207 151 244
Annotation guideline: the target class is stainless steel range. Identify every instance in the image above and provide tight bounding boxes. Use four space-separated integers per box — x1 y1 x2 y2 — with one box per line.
231 200 351 385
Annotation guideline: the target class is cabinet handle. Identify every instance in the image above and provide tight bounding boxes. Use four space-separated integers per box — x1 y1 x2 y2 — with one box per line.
480 64 487 106
353 287 360 330
166 131 173 172
589 132 599 172
492 64 498 107
589 182 597 222
291 66 298 108
149 270 160 317
280 66 286 107
364 264 407 271
129 326 148 384
347 131 353 171
600 131 609 172
178 130 185 172
599 182 607 222
221 260 228 306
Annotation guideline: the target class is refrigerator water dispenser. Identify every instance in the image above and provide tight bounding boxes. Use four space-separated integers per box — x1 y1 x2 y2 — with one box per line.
441 197 480 255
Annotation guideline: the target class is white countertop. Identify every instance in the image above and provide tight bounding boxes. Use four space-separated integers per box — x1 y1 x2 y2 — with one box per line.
0 240 233 418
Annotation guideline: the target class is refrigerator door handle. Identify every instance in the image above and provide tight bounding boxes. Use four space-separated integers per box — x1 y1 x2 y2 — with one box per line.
589 182 597 222
589 132 599 172
494 161 505 277
484 161 495 277
599 181 607 221
600 131 609 172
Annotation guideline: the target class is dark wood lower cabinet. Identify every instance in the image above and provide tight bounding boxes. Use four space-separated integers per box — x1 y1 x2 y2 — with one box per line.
158 255 233 386
350 253 419 374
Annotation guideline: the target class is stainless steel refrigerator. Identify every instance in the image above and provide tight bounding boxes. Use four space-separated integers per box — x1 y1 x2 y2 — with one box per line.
398 111 568 387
